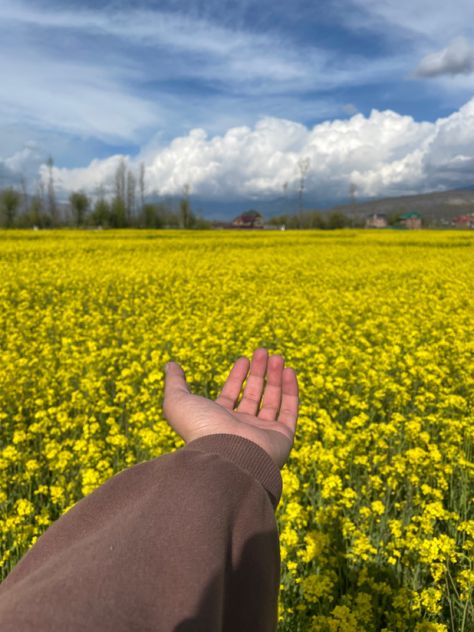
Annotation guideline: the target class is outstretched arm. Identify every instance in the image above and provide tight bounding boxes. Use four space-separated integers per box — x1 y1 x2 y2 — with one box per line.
0 349 299 632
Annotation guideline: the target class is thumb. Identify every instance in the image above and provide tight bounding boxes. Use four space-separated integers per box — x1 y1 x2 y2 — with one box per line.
163 361 190 406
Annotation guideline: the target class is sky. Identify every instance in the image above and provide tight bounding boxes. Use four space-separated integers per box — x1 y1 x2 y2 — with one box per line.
2 0 474 216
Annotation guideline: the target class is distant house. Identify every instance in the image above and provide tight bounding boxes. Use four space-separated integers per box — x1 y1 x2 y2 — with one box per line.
399 211 422 230
453 214 474 228
365 213 388 228
232 210 264 229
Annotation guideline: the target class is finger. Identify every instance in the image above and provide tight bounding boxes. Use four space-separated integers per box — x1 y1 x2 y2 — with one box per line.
237 348 268 415
277 367 299 432
215 356 250 410
163 362 190 405
258 355 284 421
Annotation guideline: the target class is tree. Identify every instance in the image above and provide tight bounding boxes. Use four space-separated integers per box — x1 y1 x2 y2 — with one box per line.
269 213 288 227
141 203 160 228
114 158 127 205
126 170 136 224
193 216 211 230
161 202 180 228
179 184 194 228
91 198 111 227
69 191 90 227
46 156 58 226
326 211 348 230
308 211 326 229
22 194 52 229
138 162 146 213
19 175 28 216
297 157 311 216
387 212 402 227
0 187 21 227
110 197 127 228
348 182 358 228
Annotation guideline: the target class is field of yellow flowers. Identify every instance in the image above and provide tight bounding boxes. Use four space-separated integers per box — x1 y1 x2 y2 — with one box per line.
0 228 473 630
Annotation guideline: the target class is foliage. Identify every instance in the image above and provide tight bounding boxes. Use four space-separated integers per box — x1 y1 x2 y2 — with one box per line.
0 230 473 632
0 188 21 228
69 192 90 227
269 210 359 229
109 197 127 228
0 185 208 229
90 198 111 227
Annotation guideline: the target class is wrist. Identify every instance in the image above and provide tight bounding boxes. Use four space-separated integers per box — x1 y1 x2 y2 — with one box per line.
182 433 283 510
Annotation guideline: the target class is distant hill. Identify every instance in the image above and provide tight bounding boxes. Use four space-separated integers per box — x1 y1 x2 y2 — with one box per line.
326 188 474 224
196 187 474 223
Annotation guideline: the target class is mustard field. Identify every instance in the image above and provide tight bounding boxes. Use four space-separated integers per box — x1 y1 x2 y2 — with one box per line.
0 229 473 631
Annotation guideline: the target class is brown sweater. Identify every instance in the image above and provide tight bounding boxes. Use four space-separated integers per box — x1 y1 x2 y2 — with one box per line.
0 434 283 631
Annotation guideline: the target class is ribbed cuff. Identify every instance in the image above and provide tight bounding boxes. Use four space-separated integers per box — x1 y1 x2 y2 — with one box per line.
183 434 283 510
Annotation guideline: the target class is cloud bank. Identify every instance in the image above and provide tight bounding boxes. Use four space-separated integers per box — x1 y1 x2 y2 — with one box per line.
20 98 473 205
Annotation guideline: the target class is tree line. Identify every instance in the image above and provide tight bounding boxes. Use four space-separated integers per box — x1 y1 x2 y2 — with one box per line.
268 209 364 229
0 156 370 230
0 159 210 229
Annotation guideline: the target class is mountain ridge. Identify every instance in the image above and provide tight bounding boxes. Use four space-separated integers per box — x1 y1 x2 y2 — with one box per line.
324 188 474 222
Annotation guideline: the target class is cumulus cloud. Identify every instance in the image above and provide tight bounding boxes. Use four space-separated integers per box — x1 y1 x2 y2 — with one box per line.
3 142 43 173
416 37 474 77
31 98 474 205
0 142 45 186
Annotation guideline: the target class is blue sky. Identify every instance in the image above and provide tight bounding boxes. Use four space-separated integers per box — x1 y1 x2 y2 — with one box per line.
2 0 474 213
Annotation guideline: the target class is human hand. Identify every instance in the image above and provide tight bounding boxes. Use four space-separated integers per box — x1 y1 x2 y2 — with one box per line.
163 348 299 469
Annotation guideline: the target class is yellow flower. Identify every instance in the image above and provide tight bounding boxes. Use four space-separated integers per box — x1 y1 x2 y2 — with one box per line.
1 229 473 630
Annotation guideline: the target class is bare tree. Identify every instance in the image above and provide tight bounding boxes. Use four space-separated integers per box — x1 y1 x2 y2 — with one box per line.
138 162 146 213
114 158 127 204
111 158 128 227
46 156 58 225
298 157 311 216
20 175 28 216
179 183 193 229
29 181 47 228
126 169 137 223
37 180 46 212
349 182 357 228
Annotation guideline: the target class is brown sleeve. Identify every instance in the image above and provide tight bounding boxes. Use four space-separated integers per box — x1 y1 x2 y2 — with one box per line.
0 434 282 632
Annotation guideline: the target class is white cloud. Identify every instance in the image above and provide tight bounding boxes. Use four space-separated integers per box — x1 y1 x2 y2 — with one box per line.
0 142 46 187
416 37 474 77
3 142 41 173
33 98 474 203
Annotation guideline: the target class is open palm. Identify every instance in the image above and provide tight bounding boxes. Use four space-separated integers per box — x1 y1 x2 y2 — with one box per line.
163 348 299 469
